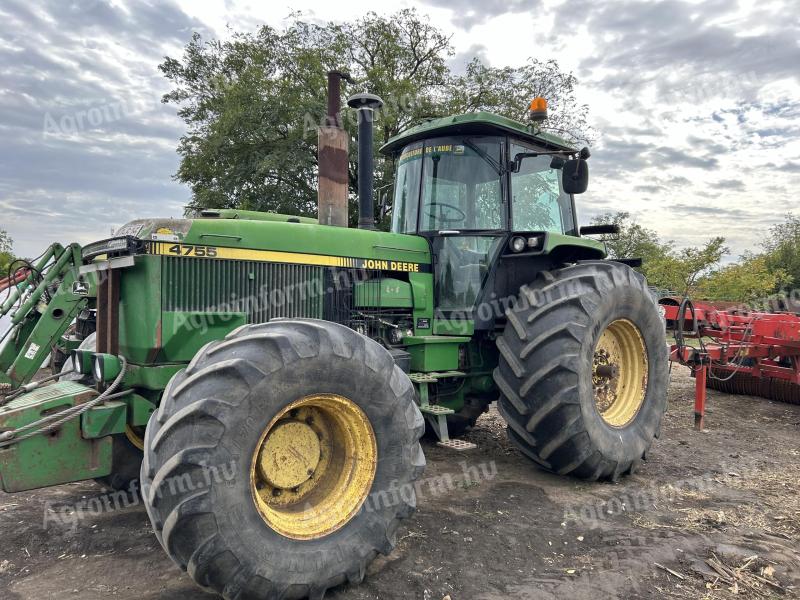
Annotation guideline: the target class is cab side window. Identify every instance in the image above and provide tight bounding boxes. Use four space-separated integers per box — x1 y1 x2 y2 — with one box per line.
510 143 574 234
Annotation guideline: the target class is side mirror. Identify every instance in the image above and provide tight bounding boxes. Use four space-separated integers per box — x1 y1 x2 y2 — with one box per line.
378 192 392 219
562 158 589 194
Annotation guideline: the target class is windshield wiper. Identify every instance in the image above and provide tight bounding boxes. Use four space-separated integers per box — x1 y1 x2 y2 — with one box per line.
463 138 503 175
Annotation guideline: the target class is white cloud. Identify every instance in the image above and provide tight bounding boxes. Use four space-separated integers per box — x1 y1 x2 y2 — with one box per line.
0 0 797 262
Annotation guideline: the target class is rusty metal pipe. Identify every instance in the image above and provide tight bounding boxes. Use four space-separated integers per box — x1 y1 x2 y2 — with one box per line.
318 70 352 227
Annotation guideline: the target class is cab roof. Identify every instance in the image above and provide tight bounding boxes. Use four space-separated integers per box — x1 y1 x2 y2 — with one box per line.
379 111 577 156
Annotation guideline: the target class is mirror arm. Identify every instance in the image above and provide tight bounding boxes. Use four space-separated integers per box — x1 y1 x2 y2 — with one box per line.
580 224 620 236
512 149 582 173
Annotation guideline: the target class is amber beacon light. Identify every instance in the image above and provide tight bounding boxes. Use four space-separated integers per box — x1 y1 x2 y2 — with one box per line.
529 97 548 122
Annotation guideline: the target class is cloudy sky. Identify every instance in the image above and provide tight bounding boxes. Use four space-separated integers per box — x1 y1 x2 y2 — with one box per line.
0 0 798 260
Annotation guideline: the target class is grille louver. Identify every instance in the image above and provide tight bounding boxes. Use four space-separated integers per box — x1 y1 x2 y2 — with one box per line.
163 257 325 322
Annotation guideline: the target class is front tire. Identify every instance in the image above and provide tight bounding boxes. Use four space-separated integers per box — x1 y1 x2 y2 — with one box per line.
494 261 668 481
141 319 425 599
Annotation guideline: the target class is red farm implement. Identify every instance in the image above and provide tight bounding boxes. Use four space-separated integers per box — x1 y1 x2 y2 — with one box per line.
660 299 800 429
0 268 30 294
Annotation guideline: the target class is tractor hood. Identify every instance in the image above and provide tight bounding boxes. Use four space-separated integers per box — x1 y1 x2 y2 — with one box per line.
81 212 432 272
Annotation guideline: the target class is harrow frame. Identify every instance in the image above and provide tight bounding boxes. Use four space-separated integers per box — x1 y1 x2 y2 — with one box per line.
661 299 800 429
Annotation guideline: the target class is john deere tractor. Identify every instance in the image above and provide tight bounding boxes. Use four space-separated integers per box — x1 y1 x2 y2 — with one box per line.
0 95 667 599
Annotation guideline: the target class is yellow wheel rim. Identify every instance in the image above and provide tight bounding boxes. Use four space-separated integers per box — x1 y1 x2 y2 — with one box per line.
125 425 145 451
250 394 377 540
593 319 648 427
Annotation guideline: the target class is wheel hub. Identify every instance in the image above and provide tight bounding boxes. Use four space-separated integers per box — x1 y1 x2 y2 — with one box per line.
258 421 321 490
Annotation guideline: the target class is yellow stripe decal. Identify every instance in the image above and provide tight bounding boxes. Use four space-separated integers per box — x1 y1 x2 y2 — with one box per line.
147 242 429 273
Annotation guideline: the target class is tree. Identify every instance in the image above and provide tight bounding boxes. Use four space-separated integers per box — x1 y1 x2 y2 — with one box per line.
446 58 593 144
698 252 790 303
0 229 14 276
589 212 730 296
335 10 454 224
590 212 672 282
160 10 592 223
762 214 800 289
160 21 342 216
647 237 729 297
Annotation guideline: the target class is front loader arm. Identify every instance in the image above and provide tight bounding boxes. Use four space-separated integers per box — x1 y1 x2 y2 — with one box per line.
0 243 87 388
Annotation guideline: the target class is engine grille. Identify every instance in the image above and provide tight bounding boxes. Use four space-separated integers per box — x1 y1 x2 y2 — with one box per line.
162 256 396 335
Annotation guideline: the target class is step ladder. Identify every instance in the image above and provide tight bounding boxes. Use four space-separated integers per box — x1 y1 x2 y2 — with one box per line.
409 372 476 451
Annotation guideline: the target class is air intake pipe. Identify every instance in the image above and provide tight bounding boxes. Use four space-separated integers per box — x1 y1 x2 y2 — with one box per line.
347 93 384 230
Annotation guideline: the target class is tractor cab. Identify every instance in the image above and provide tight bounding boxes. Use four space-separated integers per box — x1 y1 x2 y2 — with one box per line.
381 111 595 325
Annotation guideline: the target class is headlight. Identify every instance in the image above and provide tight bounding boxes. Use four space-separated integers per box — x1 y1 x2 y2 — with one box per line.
92 357 103 381
81 236 142 261
70 350 94 375
527 235 543 249
509 236 527 253
91 353 122 383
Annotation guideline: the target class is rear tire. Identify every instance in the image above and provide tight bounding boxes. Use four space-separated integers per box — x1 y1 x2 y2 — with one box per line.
493 261 668 481
141 319 425 599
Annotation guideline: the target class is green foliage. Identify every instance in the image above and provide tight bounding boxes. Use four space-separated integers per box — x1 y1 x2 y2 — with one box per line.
591 212 728 297
160 21 342 215
446 58 593 144
591 212 673 282
647 237 728 297
0 229 14 276
762 213 800 288
698 253 790 303
593 212 800 302
160 10 591 223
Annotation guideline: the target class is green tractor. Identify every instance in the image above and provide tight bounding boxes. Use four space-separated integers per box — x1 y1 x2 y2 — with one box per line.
0 95 667 599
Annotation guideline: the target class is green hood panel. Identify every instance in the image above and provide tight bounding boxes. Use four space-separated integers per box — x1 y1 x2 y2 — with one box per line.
119 218 432 267
544 232 606 259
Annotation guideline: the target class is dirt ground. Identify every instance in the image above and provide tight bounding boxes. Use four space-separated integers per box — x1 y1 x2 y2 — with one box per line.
1 365 798 599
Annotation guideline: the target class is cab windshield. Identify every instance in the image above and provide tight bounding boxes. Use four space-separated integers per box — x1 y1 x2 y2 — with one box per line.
389 134 577 313
391 136 503 233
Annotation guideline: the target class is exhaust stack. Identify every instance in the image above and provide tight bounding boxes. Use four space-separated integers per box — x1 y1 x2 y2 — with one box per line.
318 71 351 227
347 93 383 231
